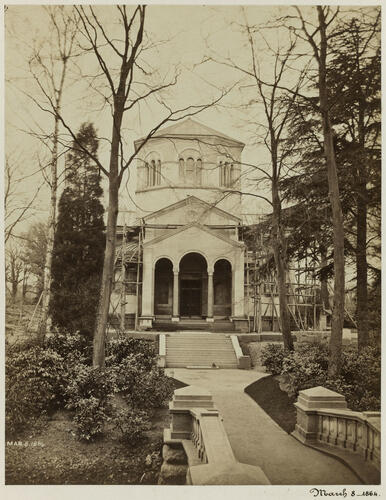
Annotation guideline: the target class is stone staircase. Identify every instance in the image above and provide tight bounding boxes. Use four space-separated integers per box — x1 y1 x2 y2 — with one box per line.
165 333 238 368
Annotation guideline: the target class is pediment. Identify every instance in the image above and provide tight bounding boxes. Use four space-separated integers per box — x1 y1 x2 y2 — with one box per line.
143 222 244 249
144 196 240 226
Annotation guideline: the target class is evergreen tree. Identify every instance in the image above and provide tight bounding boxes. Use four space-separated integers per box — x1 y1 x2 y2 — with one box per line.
50 123 105 336
281 11 380 350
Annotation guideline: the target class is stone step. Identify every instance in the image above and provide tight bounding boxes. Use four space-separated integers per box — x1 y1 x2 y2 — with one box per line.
165 330 237 369
166 353 235 356
168 346 232 350
167 339 232 345
167 357 237 362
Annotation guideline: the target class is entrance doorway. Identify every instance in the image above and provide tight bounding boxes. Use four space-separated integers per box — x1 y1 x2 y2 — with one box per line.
179 253 207 318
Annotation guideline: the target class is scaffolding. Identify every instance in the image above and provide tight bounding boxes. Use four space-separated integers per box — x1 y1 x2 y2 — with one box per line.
110 216 325 334
242 221 324 333
108 219 143 334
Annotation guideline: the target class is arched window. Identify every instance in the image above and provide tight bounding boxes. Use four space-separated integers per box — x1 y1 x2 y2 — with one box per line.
185 157 195 184
179 158 185 179
142 154 162 188
178 151 202 186
219 161 234 187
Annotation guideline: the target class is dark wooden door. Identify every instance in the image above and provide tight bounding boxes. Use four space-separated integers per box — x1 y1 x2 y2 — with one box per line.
180 278 201 317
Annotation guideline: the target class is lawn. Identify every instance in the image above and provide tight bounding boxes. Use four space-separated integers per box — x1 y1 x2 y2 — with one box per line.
244 375 297 434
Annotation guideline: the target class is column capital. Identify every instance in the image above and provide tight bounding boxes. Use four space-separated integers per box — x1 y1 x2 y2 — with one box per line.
173 267 179 274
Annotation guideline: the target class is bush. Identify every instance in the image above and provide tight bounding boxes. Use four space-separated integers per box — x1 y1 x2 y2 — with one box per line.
111 357 174 411
65 365 114 441
112 407 151 446
281 348 328 397
72 396 112 441
45 329 92 366
276 342 380 412
106 337 157 369
329 345 381 411
65 365 113 410
6 346 66 436
130 368 175 410
260 343 286 375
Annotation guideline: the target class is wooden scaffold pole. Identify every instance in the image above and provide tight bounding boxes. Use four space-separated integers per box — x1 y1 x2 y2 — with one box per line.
120 221 127 332
134 220 144 331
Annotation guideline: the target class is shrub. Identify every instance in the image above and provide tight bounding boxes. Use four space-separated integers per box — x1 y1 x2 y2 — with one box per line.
130 368 175 410
281 349 327 397
111 357 174 411
6 346 66 436
106 337 157 369
260 343 286 375
72 396 112 441
112 407 151 446
66 365 114 441
277 342 380 412
45 329 92 365
65 365 113 410
331 345 381 411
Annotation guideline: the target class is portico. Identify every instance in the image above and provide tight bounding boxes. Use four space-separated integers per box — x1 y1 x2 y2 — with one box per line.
139 221 246 329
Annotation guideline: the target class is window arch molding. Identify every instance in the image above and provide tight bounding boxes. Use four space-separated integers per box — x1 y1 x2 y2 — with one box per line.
178 149 203 186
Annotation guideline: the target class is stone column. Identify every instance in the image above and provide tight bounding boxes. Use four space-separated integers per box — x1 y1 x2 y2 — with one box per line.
172 269 179 321
233 250 245 317
139 250 154 329
207 270 214 322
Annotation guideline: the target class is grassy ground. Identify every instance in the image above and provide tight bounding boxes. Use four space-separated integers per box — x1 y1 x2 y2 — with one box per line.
6 379 187 485
244 375 297 434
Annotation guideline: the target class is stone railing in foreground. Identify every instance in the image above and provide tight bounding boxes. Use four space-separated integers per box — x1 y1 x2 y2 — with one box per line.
160 386 270 485
292 386 380 483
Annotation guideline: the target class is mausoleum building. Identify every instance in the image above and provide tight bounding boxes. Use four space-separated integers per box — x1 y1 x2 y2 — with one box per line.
114 119 250 332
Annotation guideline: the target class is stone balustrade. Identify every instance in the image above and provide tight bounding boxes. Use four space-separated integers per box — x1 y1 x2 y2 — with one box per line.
161 385 270 485
230 334 251 369
292 386 380 483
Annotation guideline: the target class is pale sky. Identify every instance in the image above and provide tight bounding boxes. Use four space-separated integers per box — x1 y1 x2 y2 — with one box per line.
4 3 378 234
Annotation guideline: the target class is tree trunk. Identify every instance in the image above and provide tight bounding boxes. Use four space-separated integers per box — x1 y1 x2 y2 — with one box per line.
317 7 345 377
356 182 368 349
11 279 18 302
272 180 293 350
92 98 124 368
356 106 368 350
37 45 69 343
320 245 330 310
37 114 59 343
92 178 119 367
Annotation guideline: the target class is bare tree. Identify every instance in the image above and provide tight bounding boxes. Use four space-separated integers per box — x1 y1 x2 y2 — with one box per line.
47 5 229 367
24 6 79 341
5 243 24 302
4 156 43 244
206 15 306 350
